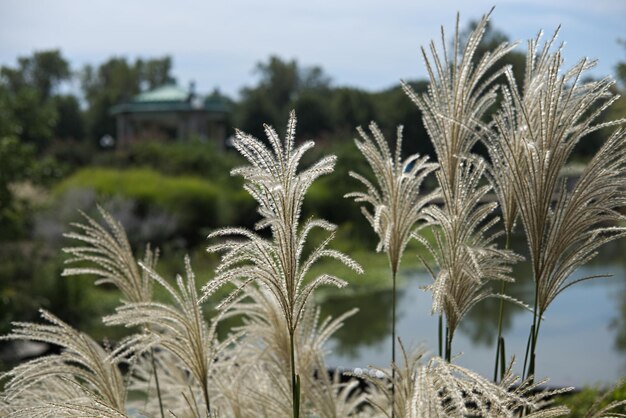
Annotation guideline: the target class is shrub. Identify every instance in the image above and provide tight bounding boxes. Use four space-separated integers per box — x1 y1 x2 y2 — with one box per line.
53 168 222 245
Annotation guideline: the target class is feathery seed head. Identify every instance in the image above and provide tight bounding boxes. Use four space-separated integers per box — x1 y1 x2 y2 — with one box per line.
205 111 361 335
347 121 438 274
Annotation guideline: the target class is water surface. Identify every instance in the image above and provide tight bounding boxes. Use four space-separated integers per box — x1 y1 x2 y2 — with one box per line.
321 237 626 387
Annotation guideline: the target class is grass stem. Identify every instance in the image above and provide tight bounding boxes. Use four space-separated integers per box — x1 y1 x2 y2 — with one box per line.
149 349 165 418
391 269 397 418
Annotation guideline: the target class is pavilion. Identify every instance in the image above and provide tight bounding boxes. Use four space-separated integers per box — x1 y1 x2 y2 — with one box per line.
110 83 231 146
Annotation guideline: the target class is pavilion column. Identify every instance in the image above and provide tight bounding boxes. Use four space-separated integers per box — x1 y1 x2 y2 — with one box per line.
177 114 186 140
117 114 129 146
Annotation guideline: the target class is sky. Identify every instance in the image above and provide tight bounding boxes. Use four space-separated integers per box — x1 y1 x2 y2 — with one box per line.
0 0 624 98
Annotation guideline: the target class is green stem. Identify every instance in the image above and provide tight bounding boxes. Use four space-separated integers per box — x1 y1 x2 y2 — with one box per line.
498 336 506 382
524 279 541 383
527 315 542 384
199 368 211 418
493 234 510 382
521 324 534 382
150 349 165 418
290 330 300 418
438 314 443 358
446 325 452 363
493 282 506 382
391 270 397 418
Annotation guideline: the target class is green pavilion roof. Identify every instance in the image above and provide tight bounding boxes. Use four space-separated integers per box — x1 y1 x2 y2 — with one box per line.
110 84 231 115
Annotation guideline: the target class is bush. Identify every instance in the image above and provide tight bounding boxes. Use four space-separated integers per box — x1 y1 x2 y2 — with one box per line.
53 168 223 246
95 139 242 180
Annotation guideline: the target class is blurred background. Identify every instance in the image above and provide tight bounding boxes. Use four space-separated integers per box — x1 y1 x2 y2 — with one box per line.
0 0 625 388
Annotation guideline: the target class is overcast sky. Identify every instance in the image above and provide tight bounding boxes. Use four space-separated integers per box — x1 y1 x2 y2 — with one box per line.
0 0 624 98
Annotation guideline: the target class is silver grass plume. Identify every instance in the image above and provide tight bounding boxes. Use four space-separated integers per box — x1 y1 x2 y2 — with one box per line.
491 30 626 317
219 284 365 417
127 350 212 418
401 9 517 190
346 122 438 275
409 357 570 418
581 380 626 418
345 122 437 418
356 344 428 417
105 256 234 417
62 206 164 416
202 111 362 417
5 398 130 418
0 310 127 416
488 30 626 380
358 343 570 418
1 376 130 418
203 111 362 326
62 205 158 305
414 158 522 359
401 10 521 361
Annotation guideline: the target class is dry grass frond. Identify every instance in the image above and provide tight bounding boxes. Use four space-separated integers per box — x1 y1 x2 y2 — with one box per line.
0 376 128 418
127 350 206 418
401 9 517 188
497 361 573 417
63 206 157 305
105 255 232 416
203 110 362 335
0 310 127 415
358 345 569 418
415 358 570 418
581 380 626 418
401 9 523 361
346 122 438 274
415 159 522 344
586 401 626 417
489 31 626 316
6 396 131 418
356 343 428 417
219 284 364 417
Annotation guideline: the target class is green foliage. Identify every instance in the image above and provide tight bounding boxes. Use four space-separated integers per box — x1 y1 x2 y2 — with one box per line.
53 168 257 245
0 245 116 339
0 85 58 147
0 137 36 240
0 50 71 147
304 139 378 247
554 382 626 417
0 50 70 101
55 168 218 243
236 56 331 137
371 82 432 157
293 90 333 137
616 39 626 89
330 87 377 133
81 56 174 139
51 95 84 140
98 139 242 180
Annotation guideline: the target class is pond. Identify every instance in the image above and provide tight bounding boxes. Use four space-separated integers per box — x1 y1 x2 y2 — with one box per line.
321 236 626 388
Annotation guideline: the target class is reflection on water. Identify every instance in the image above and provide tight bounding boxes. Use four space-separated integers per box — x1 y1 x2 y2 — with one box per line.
322 290 393 358
321 236 626 387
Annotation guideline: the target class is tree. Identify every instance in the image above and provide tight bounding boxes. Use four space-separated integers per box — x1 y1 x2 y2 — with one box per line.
293 90 332 137
81 56 175 140
236 56 332 137
330 88 377 133
1 50 70 100
372 82 432 158
137 57 175 90
0 137 34 240
52 95 84 140
0 50 72 147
